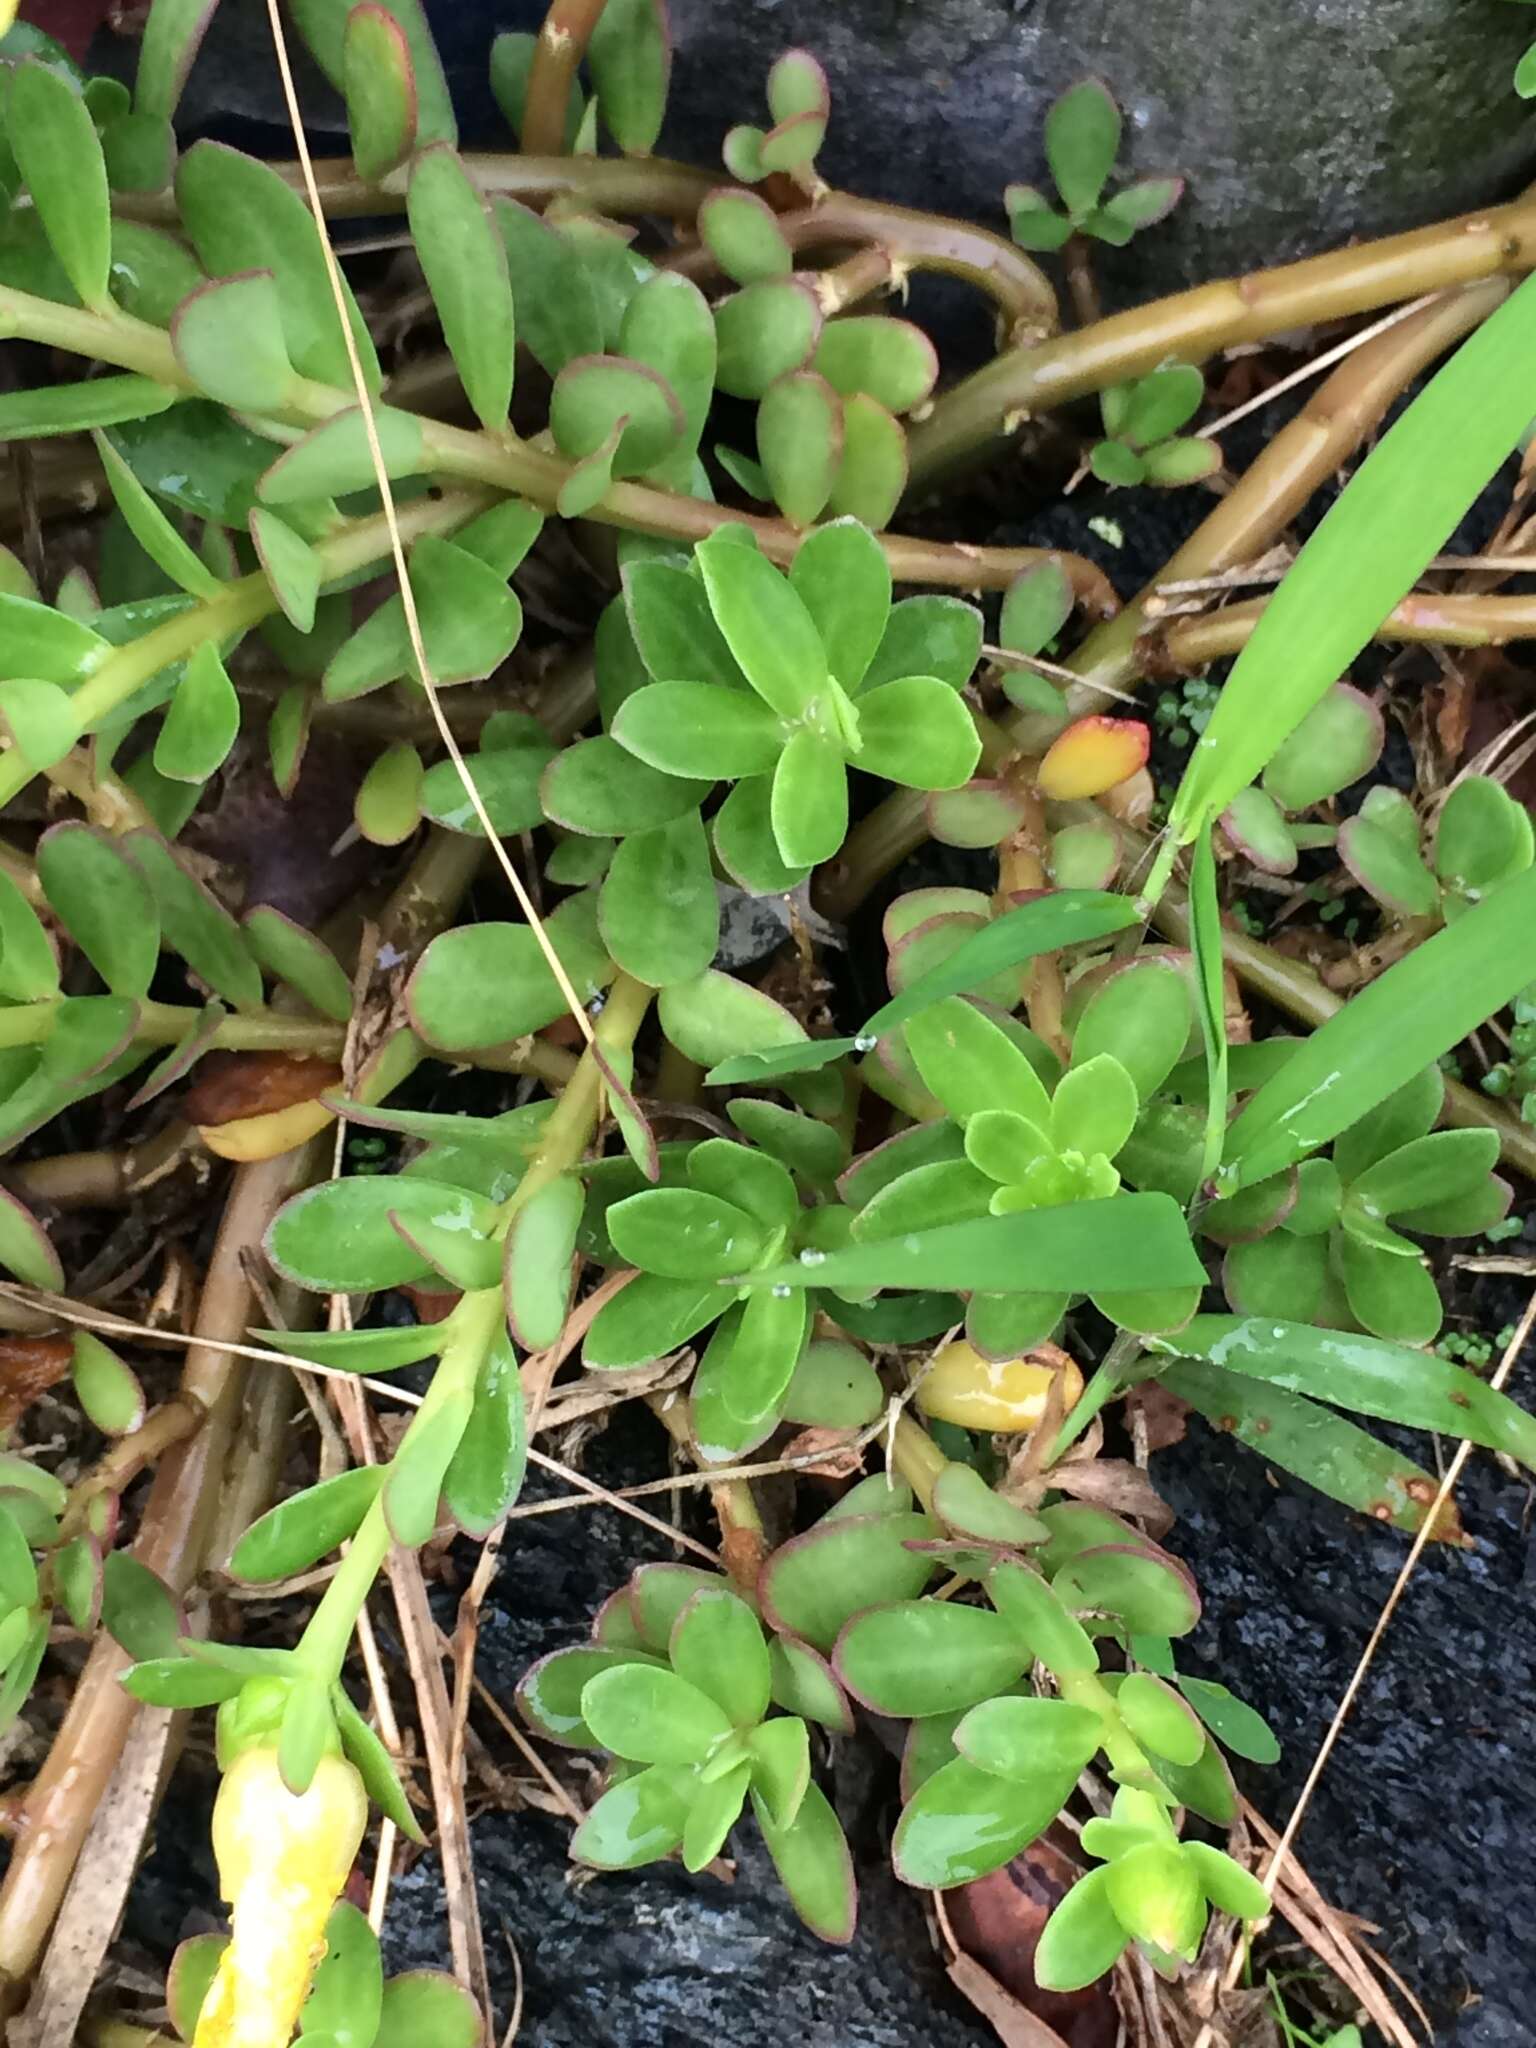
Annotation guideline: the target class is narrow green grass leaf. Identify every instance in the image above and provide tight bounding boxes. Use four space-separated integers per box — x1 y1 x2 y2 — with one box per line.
1187 823 1227 1185
1224 866 1536 1186
706 891 1138 1086
1163 1359 1458 1540
1167 273 1536 857
748 1192 1203 1295
1153 1317 1536 1471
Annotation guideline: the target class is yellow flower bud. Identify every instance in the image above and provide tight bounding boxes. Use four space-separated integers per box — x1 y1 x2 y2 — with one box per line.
915 1338 1083 1433
194 1748 368 2048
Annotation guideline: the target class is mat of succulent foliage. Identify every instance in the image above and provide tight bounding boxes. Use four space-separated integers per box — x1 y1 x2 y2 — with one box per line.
0 1 1534 2044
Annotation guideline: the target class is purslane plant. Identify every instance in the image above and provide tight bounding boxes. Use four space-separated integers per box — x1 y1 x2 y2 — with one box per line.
0 0 1535 2039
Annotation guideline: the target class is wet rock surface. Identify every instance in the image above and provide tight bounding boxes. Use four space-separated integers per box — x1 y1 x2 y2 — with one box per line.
389 1407 997 2046
120 1350 1536 2045
1158 1354 1536 2048
655 0 1536 307
100 0 1536 309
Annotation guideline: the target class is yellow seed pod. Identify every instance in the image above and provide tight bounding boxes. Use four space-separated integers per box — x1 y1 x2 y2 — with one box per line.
195 1748 368 2048
199 1098 336 1162
915 1338 1083 1433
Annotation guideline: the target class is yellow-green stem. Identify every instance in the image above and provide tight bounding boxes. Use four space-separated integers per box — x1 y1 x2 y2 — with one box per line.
297 973 654 1681
908 199 1536 485
298 1285 506 1682
0 1001 342 1055
890 1413 948 1512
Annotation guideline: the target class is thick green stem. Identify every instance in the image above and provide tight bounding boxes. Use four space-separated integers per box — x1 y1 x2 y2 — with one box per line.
1148 583 1536 669
0 284 1110 611
297 973 655 1682
1055 1663 1161 1793
298 1286 506 1681
0 1001 341 1055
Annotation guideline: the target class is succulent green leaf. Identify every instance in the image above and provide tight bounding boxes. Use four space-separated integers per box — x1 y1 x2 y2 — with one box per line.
583 1273 722 1370
258 405 424 505
599 810 718 987
671 1586 771 1726
583 1662 732 1765
175 141 380 389
1000 562 1073 658
8 60 111 309
854 674 981 789
782 1338 883 1428
714 280 822 400
954 1695 1104 1780
826 392 907 528
699 187 792 284
761 1512 936 1653
230 1467 388 1584
102 1552 179 1661
70 1330 144 1434
862 595 982 694
343 3 417 180
835 1602 1031 1717
492 197 602 375
443 1322 528 1535
36 823 159 996
756 369 843 527
1176 1677 1280 1764
126 831 263 1009
1435 774 1533 894
1005 188 1073 252
814 317 937 414
1261 683 1384 811
153 641 239 782
612 680 782 780
752 1780 856 1942
893 1756 1075 1889
0 679 76 772
587 0 670 154
170 270 295 414
986 1558 1099 1673
265 1176 497 1294
408 145 513 432
1045 77 1121 217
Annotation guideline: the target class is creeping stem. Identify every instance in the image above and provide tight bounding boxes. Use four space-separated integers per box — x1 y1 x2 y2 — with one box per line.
520 0 609 157
119 156 1058 336
907 200 1536 486
0 284 1112 615
820 282 1509 920
297 971 655 1684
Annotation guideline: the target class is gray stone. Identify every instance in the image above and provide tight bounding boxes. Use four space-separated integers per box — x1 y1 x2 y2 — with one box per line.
108 0 1536 309
657 0 1536 304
